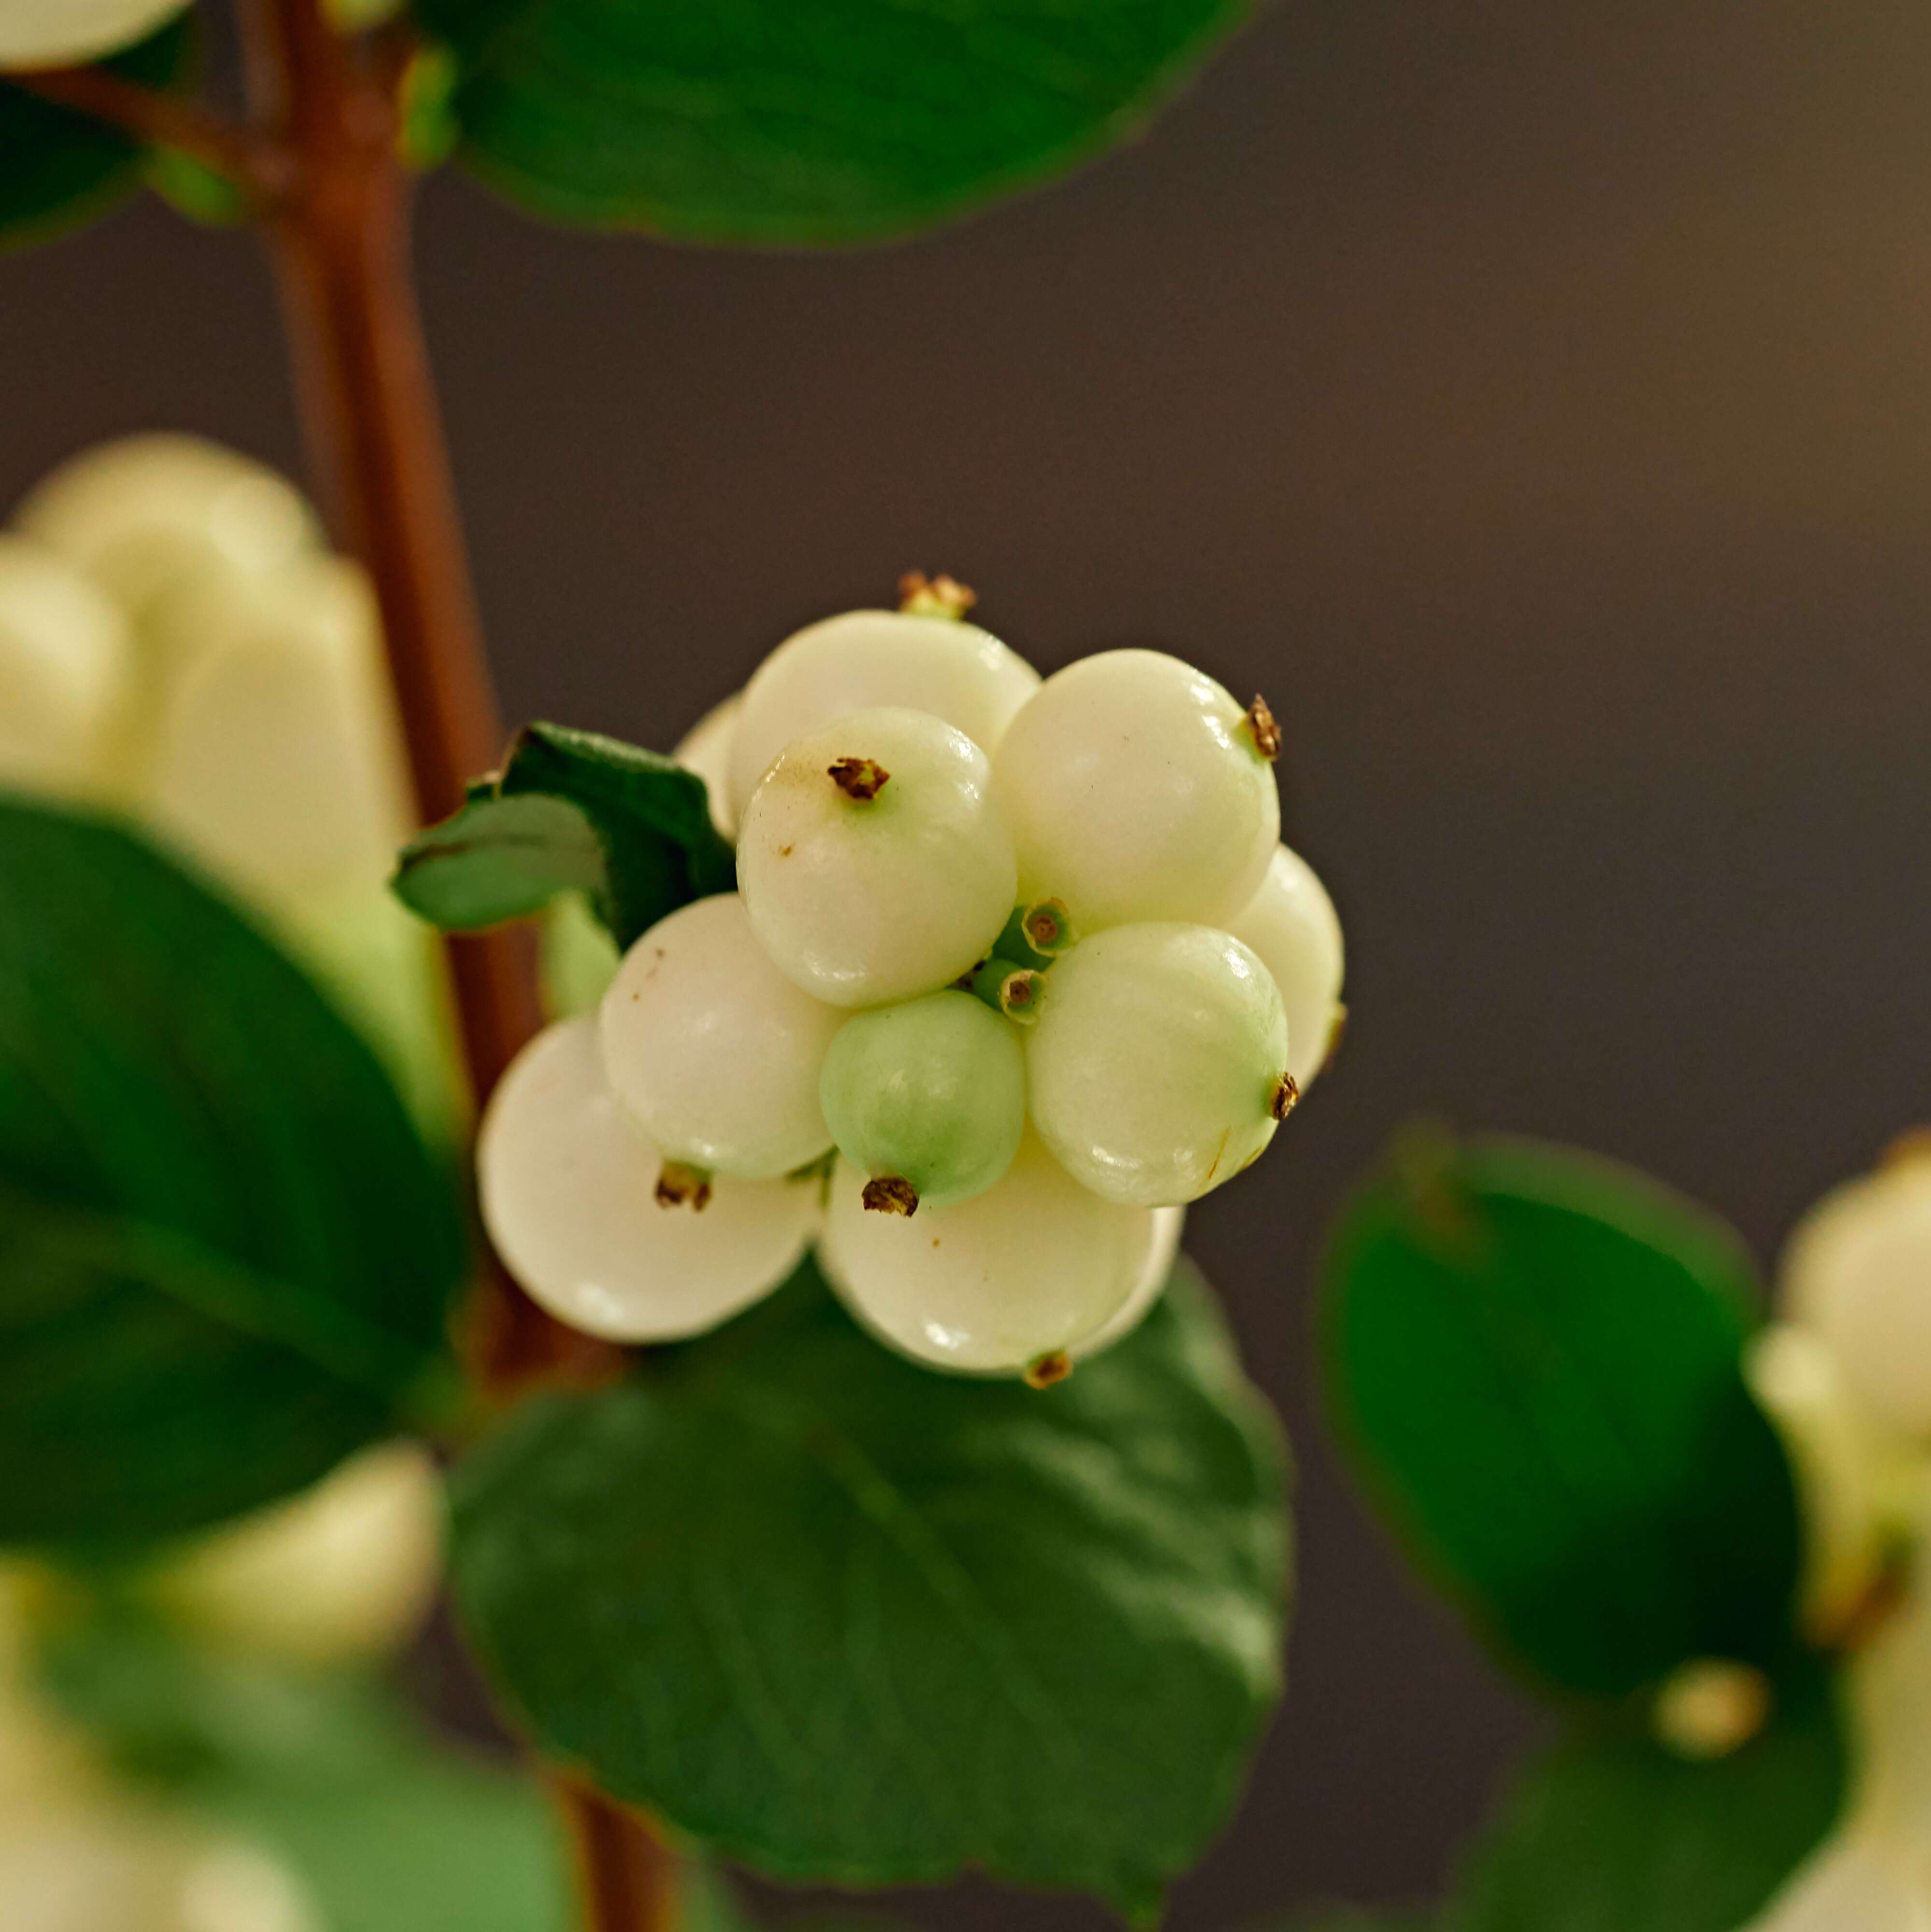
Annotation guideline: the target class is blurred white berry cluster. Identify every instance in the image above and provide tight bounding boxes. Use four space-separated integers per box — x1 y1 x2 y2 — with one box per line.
482 578 1345 1382
0 434 456 1133
1745 1142 1931 1929
0 1445 441 1932
0 0 190 70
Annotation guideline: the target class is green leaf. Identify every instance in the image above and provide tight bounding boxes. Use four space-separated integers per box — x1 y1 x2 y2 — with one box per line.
1254 1910 1436 1932
394 721 735 949
0 16 192 247
412 0 1250 244
1444 1667 1846 1932
1321 1132 1800 1699
0 798 468 1548
449 1258 1288 1919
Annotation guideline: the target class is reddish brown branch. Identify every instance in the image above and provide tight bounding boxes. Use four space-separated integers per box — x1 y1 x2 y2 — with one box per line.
11 63 277 193
232 2 668 1924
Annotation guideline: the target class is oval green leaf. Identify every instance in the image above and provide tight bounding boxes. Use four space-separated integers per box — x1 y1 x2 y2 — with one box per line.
1320 1132 1801 1699
449 1258 1288 1919
0 798 468 1548
412 0 1251 243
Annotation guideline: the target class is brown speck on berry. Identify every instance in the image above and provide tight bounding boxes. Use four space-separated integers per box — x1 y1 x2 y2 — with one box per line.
1270 1072 1301 1122
863 1176 919 1216
828 756 890 801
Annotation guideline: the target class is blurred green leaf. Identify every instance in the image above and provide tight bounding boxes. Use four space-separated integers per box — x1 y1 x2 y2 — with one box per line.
0 798 467 1549
1444 1665 1846 1932
1255 1910 1436 1931
449 1258 1287 1920
412 0 1249 244
0 15 192 246
1321 1132 1800 1699
394 721 734 948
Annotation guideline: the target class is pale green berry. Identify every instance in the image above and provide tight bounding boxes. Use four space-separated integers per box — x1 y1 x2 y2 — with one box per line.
1745 1833 1930 1932
599 893 841 1178
480 1017 817 1340
0 0 190 67
15 434 318 622
737 706 1016 1007
0 534 130 799
991 649 1280 930
672 692 739 839
820 991 1026 1211
1026 923 1291 1207
1228 843 1346 1092
819 1128 1170 1376
1782 1151 1931 1440
727 609 1038 817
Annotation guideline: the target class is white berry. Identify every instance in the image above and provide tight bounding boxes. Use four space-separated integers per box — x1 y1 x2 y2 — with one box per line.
737 706 1016 1008
480 1017 818 1340
1228 843 1346 1092
1027 923 1290 1207
1782 1153 1931 1440
1072 1206 1187 1361
0 535 130 799
0 0 189 67
15 434 317 625
672 692 740 840
819 1128 1170 1376
991 649 1279 931
599 893 841 1178
727 608 1038 818
819 991 1026 1210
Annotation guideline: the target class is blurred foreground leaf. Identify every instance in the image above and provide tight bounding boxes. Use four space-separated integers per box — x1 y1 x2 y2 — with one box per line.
1322 1133 1800 1698
1444 1664 1846 1932
394 722 733 948
0 799 467 1548
450 1258 1287 1921
414 0 1250 243
0 16 192 245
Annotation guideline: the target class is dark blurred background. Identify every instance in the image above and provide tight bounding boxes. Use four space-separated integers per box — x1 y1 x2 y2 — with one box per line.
7 1 1931 1924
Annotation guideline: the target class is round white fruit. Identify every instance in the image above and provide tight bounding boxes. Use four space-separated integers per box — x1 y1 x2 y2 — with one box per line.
672 693 740 839
737 706 1016 1008
820 1128 1167 1375
1746 1834 1931 1932
1072 1206 1186 1361
15 434 317 623
143 1441 442 1666
1229 843 1345 1092
727 609 1038 817
599 893 840 1178
1027 923 1290 1207
0 534 130 798
819 991 1026 1209
480 1017 818 1340
1782 1154 1931 1440
991 649 1279 931
138 556 411 895
0 0 190 69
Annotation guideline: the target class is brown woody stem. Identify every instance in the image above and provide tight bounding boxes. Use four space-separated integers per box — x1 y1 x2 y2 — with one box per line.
232 0 668 1925
10 62 274 189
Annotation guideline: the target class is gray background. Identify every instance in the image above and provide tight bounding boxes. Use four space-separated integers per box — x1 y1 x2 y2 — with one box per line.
7 1 1931 1924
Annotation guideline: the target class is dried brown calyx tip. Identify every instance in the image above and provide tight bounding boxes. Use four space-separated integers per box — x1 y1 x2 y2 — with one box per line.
1242 695 1281 761
999 968 1044 1024
1270 1072 1301 1122
1022 898 1075 956
655 1162 712 1210
828 756 890 801
1024 1350 1073 1391
863 1176 920 1217
898 571 978 620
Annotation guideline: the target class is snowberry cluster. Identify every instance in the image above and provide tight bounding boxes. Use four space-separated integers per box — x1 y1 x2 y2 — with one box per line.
482 580 1345 1381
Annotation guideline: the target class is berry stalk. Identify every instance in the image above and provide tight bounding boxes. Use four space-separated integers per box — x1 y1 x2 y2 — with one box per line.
232 0 672 1924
